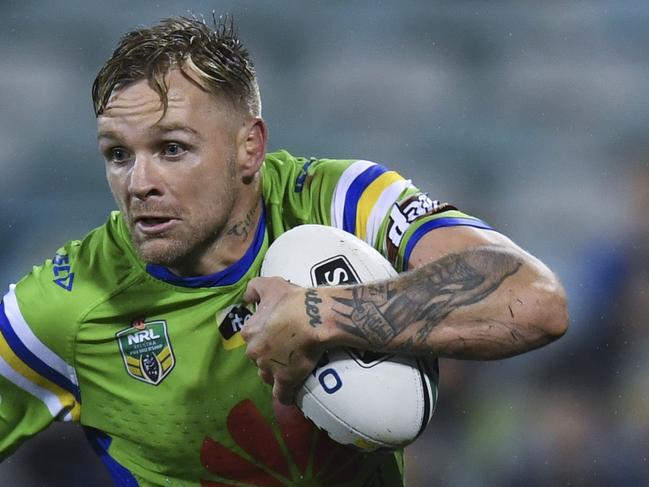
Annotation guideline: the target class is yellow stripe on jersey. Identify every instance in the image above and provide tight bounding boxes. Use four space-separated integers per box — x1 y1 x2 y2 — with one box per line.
222 333 245 351
126 356 140 368
128 365 144 378
0 333 80 421
159 348 172 364
355 171 404 242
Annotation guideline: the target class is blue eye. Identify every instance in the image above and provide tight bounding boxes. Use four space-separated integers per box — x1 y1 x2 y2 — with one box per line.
110 147 131 164
163 142 186 157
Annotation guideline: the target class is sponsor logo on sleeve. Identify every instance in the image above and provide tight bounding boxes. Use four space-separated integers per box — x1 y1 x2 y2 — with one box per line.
116 319 175 385
387 194 436 248
385 194 455 263
52 252 75 291
310 256 360 286
294 158 316 193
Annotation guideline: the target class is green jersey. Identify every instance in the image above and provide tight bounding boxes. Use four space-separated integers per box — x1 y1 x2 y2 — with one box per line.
0 151 490 486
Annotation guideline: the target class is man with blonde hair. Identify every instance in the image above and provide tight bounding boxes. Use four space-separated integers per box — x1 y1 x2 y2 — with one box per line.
0 16 567 486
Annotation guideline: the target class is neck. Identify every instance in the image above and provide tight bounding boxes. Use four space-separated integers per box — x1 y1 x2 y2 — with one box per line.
168 181 263 277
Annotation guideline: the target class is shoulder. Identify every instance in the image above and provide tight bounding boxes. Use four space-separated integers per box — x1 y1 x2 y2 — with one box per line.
8 212 142 362
260 151 416 238
260 151 356 232
261 150 358 195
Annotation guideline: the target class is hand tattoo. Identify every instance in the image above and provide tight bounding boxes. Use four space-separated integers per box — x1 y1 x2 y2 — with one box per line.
304 289 323 327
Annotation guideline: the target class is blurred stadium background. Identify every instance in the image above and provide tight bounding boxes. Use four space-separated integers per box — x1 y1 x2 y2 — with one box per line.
1 0 647 485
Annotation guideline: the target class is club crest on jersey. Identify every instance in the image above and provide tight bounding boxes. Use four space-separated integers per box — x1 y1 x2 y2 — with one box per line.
310 255 360 286
116 320 175 385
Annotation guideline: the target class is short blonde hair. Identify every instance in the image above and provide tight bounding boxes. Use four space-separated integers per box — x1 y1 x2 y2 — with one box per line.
92 16 261 117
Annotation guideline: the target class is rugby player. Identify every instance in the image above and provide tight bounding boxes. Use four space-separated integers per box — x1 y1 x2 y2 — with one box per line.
0 16 568 486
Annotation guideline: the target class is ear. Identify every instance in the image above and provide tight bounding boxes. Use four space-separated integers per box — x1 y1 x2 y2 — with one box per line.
236 117 268 184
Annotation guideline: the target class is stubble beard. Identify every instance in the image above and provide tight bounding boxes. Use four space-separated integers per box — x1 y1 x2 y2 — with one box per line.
129 158 239 274
132 192 236 273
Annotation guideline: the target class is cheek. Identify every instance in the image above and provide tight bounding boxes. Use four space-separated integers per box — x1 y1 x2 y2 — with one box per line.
106 172 128 207
190 178 235 220
191 169 233 197
106 171 118 188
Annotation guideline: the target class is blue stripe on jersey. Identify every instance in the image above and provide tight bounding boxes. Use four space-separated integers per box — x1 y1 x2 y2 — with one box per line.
0 301 80 402
342 164 388 234
147 203 267 288
402 217 494 270
85 427 140 487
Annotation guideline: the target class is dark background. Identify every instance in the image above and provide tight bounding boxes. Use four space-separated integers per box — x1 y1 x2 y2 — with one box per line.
1 1 647 485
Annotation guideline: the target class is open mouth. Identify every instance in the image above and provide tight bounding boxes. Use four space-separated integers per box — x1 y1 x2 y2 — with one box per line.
134 217 178 234
139 217 171 226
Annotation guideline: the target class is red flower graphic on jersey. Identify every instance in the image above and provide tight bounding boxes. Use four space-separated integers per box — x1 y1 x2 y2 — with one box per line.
200 398 365 486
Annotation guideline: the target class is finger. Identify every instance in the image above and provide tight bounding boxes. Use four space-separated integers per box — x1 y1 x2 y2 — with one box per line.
244 276 292 304
273 380 295 406
243 277 263 304
258 368 274 385
240 317 254 341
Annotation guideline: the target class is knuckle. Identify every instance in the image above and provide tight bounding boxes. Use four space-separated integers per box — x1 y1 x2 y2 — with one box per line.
244 345 259 361
273 383 294 404
275 371 296 386
273 372 287 384
240 327 250 340
258 368 273 384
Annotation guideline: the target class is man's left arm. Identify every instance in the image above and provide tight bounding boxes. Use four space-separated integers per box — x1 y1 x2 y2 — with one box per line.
242 226 568 404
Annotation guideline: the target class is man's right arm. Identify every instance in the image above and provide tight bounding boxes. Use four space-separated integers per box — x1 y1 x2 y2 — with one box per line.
0 377 75 458
0 246 82 457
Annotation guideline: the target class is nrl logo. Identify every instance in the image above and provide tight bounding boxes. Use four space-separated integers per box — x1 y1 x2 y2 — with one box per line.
116 320 175 385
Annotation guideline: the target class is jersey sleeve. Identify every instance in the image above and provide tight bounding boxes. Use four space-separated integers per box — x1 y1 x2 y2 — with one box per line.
282 155 494 271
0 242 82 457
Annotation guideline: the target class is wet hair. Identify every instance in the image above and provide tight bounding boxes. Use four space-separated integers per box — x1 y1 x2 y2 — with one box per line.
92 15 261 117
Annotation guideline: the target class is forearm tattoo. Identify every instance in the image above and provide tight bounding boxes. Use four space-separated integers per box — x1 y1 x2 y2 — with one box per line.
332 247 522 348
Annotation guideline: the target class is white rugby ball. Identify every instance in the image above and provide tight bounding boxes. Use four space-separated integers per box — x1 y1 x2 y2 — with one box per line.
260 224 438 451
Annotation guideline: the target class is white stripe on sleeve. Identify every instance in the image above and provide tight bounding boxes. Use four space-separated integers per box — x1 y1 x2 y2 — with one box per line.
0 354 65 419
3 285 78 388
365 179 412 248
331 160 376 230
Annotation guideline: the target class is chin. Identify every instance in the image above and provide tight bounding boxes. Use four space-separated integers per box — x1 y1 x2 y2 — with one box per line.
135 238 189 268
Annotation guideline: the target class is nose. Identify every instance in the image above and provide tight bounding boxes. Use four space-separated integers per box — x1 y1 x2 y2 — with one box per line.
128 155 162 200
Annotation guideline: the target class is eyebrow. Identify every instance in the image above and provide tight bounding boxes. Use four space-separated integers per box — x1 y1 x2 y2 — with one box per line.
97 130 119 142
97 124 200 142
152 124 200 138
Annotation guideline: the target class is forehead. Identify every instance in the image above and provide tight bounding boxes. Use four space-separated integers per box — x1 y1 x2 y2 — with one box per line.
97 70 233 138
